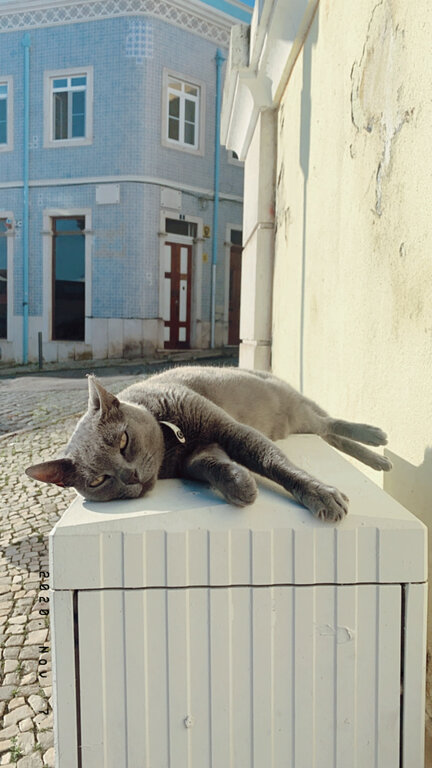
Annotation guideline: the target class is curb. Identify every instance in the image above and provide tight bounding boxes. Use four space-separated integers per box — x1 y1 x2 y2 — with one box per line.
0 348 238 379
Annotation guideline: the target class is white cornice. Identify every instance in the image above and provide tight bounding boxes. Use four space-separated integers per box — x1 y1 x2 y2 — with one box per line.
0 173 243 203
0 0 234 45
221 0 319 159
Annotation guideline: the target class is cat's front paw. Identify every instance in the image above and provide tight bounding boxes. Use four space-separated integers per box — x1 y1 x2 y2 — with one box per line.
220 465 258 507
303 483 349 523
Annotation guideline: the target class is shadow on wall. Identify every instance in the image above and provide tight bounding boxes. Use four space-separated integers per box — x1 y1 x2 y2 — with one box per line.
384 446 432 754
384 446 432 525
299 7 319 393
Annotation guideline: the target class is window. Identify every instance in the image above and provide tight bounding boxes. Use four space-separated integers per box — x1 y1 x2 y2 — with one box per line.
44 68 93 147
230 229 242 246
0 220 8 338
52 217 85 341
53 75 87 140
0 84 8 145
0 78 13 151
162 70 205 155
166 218 197 238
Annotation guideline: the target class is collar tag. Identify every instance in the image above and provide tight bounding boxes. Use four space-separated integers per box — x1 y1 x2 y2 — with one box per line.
160 420 186 444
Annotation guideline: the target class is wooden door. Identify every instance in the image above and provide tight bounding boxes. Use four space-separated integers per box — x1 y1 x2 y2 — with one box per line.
228 245 242 345
163 242 192 349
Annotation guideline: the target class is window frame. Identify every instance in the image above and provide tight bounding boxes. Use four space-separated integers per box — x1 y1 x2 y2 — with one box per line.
0 213 14 342
161 69 206 157
44 66 94 148
0 76 13 153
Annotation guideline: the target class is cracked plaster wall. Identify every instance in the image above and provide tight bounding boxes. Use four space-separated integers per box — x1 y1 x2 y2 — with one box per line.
272 0 432 754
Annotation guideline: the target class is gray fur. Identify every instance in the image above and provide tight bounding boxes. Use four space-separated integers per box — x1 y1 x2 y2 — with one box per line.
25 366 392 522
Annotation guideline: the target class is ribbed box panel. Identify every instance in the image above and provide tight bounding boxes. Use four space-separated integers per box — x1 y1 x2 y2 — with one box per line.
50 438 427 768
76 584 402 768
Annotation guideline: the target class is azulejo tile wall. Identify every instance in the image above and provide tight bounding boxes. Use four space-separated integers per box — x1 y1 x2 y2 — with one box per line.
0 4 244 362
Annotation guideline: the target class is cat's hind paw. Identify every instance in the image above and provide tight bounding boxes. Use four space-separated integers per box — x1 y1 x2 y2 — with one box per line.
329 419 388 447
304 483 349 523
374 454 393 471
347 423 388 446
357 425 388 446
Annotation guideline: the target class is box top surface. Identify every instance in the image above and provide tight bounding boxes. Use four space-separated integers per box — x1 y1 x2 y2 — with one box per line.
50 435 427 589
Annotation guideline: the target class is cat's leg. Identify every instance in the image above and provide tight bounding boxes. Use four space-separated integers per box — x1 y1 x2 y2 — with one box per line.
183 444 258 507
213 421 348 521
323 434 392 471
284 396 389 448
287 397 390 458
321 418 388 447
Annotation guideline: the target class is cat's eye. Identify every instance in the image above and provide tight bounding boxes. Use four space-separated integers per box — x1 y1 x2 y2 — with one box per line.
119 432 128 452
88 475 107 488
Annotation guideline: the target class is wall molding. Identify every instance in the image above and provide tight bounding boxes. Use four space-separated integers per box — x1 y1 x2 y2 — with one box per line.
0 0 231 46
0 174 243 203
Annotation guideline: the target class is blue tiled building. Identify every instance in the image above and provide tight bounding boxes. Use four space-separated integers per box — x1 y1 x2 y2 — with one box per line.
0 0 251 363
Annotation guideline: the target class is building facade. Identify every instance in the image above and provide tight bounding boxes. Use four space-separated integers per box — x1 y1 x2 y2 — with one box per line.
0 0 250 363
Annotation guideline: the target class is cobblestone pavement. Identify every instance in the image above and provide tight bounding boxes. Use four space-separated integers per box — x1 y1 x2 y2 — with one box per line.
0 356 236 765
0 353 238 436
0 418 76 766
0 362 164 436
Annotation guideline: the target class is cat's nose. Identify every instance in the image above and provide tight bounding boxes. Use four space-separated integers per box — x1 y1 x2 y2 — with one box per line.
123 470 139 485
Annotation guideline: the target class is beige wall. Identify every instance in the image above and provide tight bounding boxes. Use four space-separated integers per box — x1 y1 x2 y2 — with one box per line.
272 0 432 753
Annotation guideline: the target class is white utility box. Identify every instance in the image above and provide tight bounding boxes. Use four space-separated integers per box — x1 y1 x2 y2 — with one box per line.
49 436 427 768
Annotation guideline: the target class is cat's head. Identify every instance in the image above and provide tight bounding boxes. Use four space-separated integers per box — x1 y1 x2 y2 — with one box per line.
25 376 164 502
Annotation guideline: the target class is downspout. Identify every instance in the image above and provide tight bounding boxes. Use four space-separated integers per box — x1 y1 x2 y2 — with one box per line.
22 33 30 364
210 48 225 349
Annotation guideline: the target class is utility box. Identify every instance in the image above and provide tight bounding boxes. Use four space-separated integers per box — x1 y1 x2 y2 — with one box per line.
49 436 427 768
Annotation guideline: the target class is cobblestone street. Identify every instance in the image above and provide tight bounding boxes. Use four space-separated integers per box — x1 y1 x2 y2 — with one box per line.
0 355 235 766
0 362 166 436
0 416 76 767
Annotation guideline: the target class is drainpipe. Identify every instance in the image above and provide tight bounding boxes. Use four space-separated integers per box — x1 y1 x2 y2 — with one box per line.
210 48 225 349
22 33 30 364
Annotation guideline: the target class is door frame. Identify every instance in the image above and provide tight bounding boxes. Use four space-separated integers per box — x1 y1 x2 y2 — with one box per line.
163 241 192 349
42 208 92 343
0 210 14 343
158 209 203 348
227 244 242 346
224 223 243 346
51 214 86 342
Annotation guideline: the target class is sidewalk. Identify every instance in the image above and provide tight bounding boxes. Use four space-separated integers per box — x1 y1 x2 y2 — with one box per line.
0 347 236 378
0 351 237 766
0 349 237 436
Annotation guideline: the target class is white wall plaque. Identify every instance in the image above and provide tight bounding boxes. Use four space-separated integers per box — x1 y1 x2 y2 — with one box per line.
96 184 120 205
161 187 181 210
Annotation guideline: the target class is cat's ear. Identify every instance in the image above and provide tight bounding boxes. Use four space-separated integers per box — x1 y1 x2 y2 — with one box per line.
25 458 76 488
87 375 120 416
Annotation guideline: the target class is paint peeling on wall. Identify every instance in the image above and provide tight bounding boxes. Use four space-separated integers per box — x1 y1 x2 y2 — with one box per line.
350 0 413 216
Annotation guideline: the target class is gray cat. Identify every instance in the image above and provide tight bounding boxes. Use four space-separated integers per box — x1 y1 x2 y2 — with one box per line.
25 366 391 522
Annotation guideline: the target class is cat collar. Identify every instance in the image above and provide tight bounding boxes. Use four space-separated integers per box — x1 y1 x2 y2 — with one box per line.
159 420 186 444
